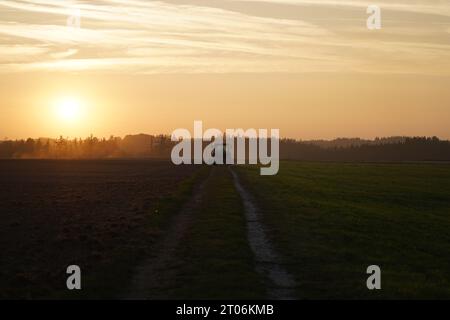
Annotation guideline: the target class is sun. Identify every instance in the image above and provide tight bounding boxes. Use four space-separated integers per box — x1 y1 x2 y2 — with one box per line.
55 98 82 122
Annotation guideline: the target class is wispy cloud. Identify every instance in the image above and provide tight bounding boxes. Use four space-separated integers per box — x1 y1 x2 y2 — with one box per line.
227 0 450 17
0 0 449 74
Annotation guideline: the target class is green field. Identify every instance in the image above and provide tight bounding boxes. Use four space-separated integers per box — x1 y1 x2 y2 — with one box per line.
236 161 450 299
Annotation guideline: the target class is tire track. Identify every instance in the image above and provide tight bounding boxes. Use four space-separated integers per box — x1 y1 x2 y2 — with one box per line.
123 169 212 299
230 167 298 300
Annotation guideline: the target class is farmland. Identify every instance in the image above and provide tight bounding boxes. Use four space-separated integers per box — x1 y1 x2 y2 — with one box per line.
1 160 450 299
0 159 200 299
236 161 450 299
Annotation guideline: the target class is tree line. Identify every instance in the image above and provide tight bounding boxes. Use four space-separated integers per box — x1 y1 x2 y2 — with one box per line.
280 136 450 161
0 134 173 159
1 134 450 162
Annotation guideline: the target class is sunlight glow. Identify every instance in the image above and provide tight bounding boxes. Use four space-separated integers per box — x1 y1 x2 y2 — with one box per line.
55 98 82 122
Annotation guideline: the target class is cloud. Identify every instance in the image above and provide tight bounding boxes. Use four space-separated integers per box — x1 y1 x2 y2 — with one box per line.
227 0 450 17
0 44 48 60
0 0 449 74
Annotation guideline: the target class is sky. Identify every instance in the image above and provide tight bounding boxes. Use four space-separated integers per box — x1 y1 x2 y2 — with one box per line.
0 0 449 140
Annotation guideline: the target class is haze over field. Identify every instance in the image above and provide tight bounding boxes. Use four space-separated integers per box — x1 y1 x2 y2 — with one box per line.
1 0 449 139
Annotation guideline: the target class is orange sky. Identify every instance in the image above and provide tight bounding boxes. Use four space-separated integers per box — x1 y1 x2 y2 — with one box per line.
1 0 449 140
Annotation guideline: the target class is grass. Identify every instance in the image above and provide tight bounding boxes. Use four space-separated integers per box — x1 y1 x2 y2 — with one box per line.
235 161 450 299
169 167 266 299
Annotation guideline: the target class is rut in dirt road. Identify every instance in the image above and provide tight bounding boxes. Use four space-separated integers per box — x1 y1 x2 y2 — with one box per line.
230 167 298 300
124 166 296 299
123 169 212 299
